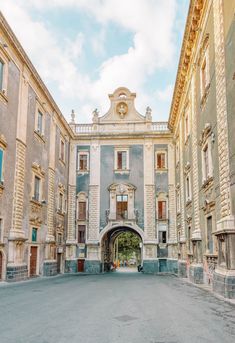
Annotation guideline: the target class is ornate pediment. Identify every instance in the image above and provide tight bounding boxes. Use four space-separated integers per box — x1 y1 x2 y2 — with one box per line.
32 162 45 177
199 123 212 146
97 87 146 123
108 182 136 193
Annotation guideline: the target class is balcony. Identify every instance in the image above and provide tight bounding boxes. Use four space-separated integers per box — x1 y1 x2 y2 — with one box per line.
72 122 169 136
105 209 139 225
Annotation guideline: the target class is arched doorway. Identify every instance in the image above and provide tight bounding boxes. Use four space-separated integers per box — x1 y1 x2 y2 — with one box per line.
100 226 143 272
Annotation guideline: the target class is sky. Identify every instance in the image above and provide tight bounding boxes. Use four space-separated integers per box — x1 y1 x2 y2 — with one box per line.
0 0 189 123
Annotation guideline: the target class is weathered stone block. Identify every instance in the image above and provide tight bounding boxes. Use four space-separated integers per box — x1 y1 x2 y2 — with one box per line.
43 261 57 276
84 260 101 274
178 260 187 278
143 260 159 274
213 270 235 299
6 264 28 282
65 259 77 273
189 264 203 284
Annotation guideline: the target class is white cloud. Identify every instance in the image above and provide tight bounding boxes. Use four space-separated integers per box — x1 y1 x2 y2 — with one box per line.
0 0 181 122
156 84 174 102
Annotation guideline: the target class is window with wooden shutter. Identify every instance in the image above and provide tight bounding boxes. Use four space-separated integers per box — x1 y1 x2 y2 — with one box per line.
78 202 86 220
78 225 86 243
116 195 128 219
157 153 165 169
79 154 88 171
158 201 166 220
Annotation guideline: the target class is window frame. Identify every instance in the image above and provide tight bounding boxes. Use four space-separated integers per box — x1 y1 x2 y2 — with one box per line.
60 137 65 163
157 200 167 220
33 175 41 202
185 172 192 202
155 151 167 170
0 47 9 99
31 227 38 242
114 147 129 172
200 40 210 99
77 225 86 244
34 102 45 140
77 151 89 172
201 137 213 184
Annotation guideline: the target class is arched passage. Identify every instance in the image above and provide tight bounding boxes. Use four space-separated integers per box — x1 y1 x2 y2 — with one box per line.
100 226 143 272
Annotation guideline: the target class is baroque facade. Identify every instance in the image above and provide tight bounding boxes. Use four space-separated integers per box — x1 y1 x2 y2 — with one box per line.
0 0 235 299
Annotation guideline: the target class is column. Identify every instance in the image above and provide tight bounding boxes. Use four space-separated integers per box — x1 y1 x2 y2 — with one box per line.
7 65 30 281
85 140 101 273
65 142 77 273
213 0 235 299
143 139 158 273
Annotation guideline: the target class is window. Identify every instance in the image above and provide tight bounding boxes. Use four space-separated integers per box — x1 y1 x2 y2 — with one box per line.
158 201 167 220
117 151 127 170
176 141 179 165
202 140 213 183
57 233 62 245
200 41 210 98
115 148 129 171
78 152 89 171
32 228 37 242
184 112 190 141
78 201 86 220
34 176 41 201
185 175 191 201
116 195 128 219
159 231 167 244
78 225 85 243
60 138 65 162
0 148 3 183
156 152 166 169
207 216 213 253
36 110 43 135
176 190 180 214
0 60 3 91
58 192 63 212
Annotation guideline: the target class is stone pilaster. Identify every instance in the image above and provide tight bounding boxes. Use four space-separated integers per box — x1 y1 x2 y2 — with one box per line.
87 142 100 242
168 143 177 249
86 141 100 272
46 167 55 242
191 73 201 240
144 140 156 241
212 0 235 298
88 185 100 241
10 140 26 240
179 119 186 242
7 67 30 281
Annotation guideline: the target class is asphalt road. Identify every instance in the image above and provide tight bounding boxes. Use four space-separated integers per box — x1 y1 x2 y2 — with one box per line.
0 272 235 343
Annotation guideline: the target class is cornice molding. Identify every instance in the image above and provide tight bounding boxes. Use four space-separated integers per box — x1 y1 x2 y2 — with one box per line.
0 11 74 139
168 0 205 131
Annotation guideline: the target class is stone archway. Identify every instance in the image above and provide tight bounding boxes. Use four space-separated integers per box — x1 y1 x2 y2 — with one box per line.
100 225 143 272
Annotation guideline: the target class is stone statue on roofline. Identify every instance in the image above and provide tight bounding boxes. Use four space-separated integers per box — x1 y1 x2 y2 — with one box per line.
92 108 99 123
145 106 152 121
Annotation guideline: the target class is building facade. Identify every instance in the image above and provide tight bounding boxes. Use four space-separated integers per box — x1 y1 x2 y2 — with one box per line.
0 0 235 299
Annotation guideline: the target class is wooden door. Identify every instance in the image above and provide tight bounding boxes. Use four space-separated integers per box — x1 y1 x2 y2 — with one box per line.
116 195 128 219
78 259 84 272
0 252 2 280
57 253 61 273
30 246 37 277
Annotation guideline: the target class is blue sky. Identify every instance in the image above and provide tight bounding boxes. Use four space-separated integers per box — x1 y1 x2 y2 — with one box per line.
1 0 189 123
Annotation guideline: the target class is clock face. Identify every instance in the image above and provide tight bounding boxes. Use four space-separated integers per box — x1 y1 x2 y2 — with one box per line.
116 102 128 118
